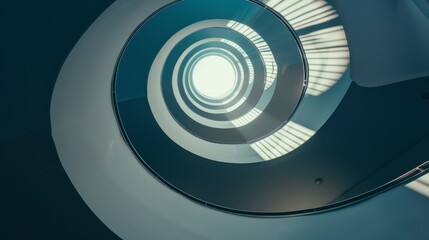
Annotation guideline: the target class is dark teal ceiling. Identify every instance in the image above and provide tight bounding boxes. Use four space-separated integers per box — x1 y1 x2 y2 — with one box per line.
1 1 119 239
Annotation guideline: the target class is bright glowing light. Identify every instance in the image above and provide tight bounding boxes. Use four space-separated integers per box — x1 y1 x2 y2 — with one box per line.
191 55 237 100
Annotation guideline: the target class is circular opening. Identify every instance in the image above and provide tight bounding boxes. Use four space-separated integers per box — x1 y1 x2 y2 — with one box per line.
191 55 237 100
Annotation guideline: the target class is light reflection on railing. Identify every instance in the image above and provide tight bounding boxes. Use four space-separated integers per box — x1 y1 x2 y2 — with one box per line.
250 121 315 160
300 26 349 96
262 0 350 96
406 173 429 198
225 97 247 112
226 21 278 90
231 108 262 127
263 0 338 30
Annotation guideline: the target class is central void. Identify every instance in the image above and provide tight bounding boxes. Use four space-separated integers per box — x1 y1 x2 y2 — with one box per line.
191 55 237 100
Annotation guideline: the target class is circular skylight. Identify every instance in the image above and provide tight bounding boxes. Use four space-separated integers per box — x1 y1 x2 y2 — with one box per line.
191 55 237 100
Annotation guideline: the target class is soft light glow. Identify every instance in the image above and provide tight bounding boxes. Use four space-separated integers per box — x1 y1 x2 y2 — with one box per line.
250 121 315 160
191 55 237 100
407 173 429 198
